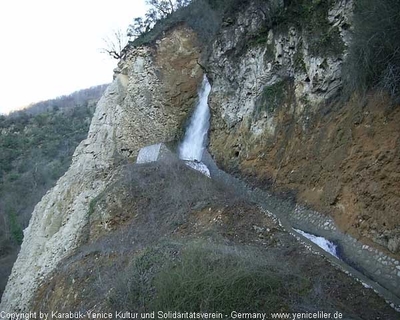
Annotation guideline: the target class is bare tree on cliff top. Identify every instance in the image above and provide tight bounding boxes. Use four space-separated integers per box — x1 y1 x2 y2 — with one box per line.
101 29 128 60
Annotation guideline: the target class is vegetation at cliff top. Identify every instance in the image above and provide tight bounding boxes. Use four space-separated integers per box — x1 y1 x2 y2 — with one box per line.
127 0 192 40
123 0 279 49
343 0 400 101
124 0 342 50
126 0 221 48
0 84 106 298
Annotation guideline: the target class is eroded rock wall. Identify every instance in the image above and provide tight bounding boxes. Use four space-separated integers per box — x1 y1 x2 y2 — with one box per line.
207 0 400 256
0 25 202 312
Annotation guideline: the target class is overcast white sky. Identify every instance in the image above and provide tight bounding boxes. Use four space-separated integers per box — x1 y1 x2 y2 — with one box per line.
0 0 148 114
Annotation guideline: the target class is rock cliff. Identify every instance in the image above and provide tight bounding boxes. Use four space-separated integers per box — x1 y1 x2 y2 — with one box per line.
207 0 400 257
0 25 202 311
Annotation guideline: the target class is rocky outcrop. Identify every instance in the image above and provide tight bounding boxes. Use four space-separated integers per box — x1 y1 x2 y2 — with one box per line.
0 25 202 312
207 0 400 256
112 26 202 157
208 0 352 131
0 83 120 312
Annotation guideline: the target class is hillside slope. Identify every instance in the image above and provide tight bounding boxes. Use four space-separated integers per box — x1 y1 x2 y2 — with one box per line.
30 158 399 319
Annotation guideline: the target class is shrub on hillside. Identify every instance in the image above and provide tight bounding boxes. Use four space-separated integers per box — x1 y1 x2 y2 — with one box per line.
108 241 311 313
151 243 288 312
343 0 400 100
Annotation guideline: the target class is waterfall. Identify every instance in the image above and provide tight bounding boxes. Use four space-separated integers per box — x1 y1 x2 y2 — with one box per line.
179 75 211 161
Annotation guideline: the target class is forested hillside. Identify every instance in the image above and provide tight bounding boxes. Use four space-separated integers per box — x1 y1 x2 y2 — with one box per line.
0 84 107 297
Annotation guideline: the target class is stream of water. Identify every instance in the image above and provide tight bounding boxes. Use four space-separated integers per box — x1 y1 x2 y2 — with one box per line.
294 228 339 258
179 75 211 161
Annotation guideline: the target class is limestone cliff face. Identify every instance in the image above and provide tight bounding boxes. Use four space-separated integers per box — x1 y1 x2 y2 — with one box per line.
0 25 202 312
114 27 202 157
207 0 400 256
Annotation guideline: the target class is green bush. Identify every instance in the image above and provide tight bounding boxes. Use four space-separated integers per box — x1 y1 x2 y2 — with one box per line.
343 0 400 100
254 80 289 117
152 243 286 312
107 244 174 311
109 241 311 314
8 209 23 245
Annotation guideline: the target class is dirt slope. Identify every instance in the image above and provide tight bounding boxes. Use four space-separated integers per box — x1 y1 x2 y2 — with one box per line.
31 158 399 319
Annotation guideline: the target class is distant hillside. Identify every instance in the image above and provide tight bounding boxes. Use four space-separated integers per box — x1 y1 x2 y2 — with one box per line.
0 84 107 298
9 84 109 117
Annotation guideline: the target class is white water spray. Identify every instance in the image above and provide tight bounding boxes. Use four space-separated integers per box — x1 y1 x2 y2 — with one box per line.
294 228 340 259
179 75 211 161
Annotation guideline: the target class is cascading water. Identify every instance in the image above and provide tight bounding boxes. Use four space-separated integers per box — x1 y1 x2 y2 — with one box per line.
179 75 211 161
294 228 340 259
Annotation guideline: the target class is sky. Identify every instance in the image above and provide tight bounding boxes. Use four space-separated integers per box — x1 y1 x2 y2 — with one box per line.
0 0 148 114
